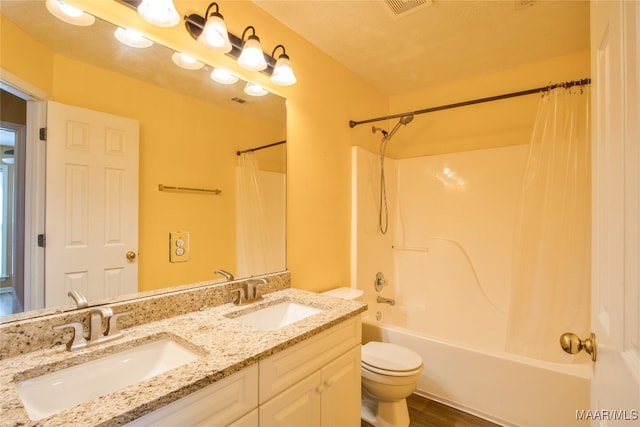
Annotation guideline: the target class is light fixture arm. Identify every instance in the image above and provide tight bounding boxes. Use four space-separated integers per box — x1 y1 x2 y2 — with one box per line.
204 2 220 19
241 26 257 42
271 44 287 59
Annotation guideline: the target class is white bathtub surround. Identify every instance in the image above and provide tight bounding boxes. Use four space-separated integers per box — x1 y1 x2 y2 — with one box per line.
352 145 591 425
506 85 591 363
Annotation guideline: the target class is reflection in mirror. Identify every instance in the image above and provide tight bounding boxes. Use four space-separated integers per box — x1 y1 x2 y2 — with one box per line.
0 1 286 322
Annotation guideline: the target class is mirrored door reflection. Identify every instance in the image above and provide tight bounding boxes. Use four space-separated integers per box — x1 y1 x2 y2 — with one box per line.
0 89 27 316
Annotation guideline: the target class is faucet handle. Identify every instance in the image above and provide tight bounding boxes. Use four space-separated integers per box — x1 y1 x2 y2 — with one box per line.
106 311 131 337
88 307 114 341
53 322 88 351
231 288 247 305
90 307 114 318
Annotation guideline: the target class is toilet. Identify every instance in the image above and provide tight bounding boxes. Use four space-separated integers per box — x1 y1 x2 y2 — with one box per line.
322 287 424 427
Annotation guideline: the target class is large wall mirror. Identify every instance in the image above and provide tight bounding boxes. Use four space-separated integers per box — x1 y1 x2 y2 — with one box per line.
0 1 286 322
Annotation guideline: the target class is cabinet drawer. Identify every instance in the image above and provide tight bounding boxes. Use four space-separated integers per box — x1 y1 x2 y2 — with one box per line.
260 316 361 403
126 363 258 427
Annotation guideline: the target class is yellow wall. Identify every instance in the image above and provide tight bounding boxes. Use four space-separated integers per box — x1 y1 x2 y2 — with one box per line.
385 50 590 158
0 15 54 94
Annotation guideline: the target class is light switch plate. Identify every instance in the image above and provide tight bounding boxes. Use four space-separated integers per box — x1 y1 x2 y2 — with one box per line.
169 231 189 263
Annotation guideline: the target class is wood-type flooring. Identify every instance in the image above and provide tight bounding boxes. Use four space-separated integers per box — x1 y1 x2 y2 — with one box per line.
361 394 502 427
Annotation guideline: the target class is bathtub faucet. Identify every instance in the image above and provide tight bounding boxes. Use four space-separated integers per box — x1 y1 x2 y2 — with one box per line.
377 296 395 306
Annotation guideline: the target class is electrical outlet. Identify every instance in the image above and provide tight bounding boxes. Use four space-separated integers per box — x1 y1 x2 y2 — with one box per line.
169 231 189 263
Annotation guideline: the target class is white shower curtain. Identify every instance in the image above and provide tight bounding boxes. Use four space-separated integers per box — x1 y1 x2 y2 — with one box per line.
236 152 270 277
506 85 591 362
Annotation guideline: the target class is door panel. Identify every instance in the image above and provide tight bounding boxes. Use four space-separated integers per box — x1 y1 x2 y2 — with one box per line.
590 1 640 424
45 101 139 307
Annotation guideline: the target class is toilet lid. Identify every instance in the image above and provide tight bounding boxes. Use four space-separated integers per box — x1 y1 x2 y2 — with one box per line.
361 342 422 372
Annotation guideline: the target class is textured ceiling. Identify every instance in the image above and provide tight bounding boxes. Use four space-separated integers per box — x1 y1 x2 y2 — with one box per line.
253 0 590 96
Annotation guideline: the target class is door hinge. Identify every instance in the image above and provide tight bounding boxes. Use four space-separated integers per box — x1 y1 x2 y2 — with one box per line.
39 127 47 141
37 234 46 248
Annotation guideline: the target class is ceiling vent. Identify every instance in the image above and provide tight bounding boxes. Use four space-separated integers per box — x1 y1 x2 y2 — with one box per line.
384 0 432 17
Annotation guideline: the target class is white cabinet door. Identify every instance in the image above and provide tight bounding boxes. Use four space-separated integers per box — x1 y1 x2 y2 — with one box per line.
126 364 258 427
259 316 361 402
259 371 322 427
320 345 361 427
228 408 258 427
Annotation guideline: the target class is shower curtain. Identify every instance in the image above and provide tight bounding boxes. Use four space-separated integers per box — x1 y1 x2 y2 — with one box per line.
236 152 270 277
506 85 591 362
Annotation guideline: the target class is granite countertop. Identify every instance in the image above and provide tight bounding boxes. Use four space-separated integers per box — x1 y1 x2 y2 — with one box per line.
0 288 366 426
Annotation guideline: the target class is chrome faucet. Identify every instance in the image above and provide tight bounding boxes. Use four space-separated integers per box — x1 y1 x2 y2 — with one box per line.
231 278 267 305
54 307 130 351
214 269 234 281
67 290 88 308
377 296 396 306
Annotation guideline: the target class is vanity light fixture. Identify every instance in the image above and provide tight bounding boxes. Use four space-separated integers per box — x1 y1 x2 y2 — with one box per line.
45 0 95 26
172 52 204 70
244 82 269 97
137 0 180 27
211 68 239 85
237 26 268 72
114 27 153 48
183 9 297 85
197 2 232 53
270 45 297 86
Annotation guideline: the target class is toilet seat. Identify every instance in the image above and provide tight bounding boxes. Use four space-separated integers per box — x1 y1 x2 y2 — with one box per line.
362 342 423 377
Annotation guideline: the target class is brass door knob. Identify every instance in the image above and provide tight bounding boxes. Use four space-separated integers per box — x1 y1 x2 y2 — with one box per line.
560 332 597 361
126 251 137 261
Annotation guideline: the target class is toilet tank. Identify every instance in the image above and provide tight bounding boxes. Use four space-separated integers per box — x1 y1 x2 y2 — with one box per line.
322 287 364 300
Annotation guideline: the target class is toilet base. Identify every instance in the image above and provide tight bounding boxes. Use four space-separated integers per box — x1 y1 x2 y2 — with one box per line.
361 388 410 427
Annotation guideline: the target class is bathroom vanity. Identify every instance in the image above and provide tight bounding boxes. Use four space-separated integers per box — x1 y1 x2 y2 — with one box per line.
0 276 366 426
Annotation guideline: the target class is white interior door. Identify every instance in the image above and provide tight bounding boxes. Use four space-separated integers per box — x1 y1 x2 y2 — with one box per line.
590 0 640 424
45 101 139 307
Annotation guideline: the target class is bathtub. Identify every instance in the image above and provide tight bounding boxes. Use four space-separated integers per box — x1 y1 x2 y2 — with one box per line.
360 299 590 427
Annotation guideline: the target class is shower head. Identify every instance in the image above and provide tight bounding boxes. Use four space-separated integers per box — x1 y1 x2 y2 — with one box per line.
400 115 414 125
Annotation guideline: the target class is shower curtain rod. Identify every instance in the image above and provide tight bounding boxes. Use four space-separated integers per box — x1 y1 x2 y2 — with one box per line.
348 78 591 128
236 140 286 156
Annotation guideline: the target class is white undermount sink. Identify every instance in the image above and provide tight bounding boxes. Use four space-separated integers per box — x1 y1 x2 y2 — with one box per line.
230 301 322 331
16 337 201 421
